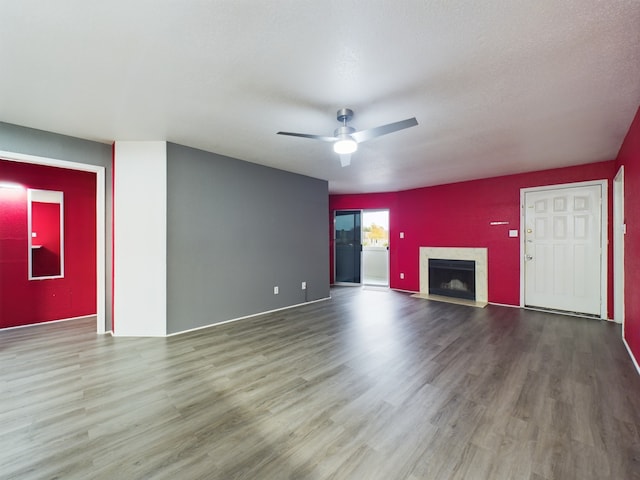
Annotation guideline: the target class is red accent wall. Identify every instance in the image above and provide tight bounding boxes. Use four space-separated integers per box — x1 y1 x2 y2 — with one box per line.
616 106 640 362
330 160 617 315
0 159 96 328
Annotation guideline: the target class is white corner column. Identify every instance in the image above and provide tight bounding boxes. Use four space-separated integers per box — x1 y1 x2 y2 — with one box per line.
113 141 167 336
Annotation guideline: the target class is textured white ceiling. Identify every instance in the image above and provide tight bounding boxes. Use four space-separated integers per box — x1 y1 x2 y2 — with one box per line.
1 1 639 193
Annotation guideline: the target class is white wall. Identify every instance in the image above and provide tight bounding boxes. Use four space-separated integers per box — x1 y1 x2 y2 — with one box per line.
113 141 167 336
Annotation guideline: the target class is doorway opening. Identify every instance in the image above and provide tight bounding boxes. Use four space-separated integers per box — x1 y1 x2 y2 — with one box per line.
0 150 106 333
362 210 389 286
334 209 390 287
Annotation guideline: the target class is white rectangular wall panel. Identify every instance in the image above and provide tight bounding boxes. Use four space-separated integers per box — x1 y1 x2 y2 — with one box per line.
114 141 167 336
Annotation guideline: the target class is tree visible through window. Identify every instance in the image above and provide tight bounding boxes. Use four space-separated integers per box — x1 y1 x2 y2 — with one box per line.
362 211 389 247
363 223 388 247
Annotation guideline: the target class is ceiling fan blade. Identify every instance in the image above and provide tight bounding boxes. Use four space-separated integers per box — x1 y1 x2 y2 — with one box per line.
339 154 351 167
351 117 418 143
276 131 337 143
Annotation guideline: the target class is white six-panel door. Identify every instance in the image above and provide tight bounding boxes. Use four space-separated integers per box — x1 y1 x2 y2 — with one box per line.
523 183 603 316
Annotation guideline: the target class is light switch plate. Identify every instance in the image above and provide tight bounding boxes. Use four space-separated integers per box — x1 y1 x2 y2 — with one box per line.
509 229 518 237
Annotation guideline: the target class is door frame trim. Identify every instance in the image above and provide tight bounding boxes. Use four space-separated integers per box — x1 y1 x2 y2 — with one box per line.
333 209 363 286
362 209 390 287
613 166 625 326
519 179 608 319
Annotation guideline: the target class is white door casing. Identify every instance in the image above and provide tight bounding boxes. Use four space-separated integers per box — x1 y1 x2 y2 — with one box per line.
362 210 390 287
613 167 625 326
521 181 607 318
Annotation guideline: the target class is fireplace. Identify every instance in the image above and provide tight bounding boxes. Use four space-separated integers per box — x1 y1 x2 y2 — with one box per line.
418 247 488 306
428 259 476 300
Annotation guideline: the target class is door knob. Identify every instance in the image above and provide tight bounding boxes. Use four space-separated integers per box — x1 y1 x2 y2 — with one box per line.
525 254 533 261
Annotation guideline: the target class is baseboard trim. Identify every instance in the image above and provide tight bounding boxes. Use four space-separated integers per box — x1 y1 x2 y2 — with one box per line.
0 314 97 332
167 297 331 337
623 336 640 376
412 292 487 308
391 288 419 294
488 302 520 308
524 305 603 320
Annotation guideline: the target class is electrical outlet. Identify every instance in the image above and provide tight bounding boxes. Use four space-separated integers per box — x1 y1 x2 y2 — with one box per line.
301 282 306 290
400 273 405 279
274 286 279 295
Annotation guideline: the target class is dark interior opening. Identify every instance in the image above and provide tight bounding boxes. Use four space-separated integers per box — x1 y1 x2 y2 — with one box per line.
428 259 476 300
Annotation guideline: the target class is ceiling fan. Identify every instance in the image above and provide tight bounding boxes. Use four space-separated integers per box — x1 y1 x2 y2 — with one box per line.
277 108 418 167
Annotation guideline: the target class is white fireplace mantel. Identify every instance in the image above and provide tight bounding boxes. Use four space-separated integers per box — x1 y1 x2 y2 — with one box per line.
419 247 488 304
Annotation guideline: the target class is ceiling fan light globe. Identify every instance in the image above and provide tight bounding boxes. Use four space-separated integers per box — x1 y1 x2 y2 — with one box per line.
333 138 357 154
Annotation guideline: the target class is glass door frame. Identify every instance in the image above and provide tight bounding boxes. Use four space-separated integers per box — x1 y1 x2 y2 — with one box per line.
334 210 362 285
361 209 390 287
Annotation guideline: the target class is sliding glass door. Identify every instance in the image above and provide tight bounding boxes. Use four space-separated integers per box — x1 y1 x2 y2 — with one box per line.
334 209 390 286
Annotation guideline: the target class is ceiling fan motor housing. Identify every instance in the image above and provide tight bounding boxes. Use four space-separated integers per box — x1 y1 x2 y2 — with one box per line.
337 108 354 124
334 125 356 137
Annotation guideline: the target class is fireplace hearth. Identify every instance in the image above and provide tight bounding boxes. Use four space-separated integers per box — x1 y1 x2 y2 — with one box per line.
428 258 476 300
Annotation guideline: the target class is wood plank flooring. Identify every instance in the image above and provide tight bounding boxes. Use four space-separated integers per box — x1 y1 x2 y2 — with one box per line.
1 287 640 479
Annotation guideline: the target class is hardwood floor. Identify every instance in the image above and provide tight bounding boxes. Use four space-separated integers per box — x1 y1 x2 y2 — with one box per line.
2 287 640 479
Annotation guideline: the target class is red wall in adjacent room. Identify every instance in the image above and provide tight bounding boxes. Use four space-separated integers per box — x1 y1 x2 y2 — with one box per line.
330 160 617 316
0 159 96 328
616 106 640 364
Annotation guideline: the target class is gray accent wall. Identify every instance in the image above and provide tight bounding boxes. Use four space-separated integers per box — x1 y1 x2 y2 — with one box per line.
166 143 329 334
0 122 113 330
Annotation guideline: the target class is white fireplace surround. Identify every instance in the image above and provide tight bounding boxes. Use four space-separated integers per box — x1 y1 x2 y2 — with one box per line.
419 247 488 304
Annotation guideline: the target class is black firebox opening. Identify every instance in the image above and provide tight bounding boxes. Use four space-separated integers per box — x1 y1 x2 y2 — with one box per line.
428 259 476 300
